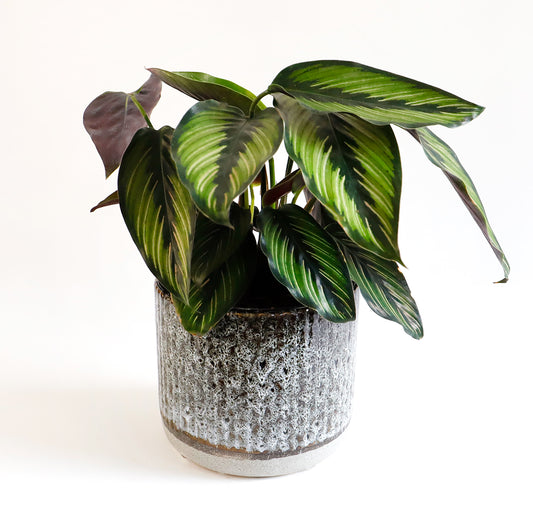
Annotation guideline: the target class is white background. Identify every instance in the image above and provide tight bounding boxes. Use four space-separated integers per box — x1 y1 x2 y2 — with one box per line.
1 0 531 526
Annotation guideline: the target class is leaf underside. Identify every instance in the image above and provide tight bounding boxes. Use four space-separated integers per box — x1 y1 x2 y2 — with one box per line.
172 100 283 226
83 74 162 177
275 93 402 262
257 204 356 322
118 126 196 302
148 68 265 113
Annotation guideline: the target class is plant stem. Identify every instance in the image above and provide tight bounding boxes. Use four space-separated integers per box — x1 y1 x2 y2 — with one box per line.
249 187 255 223
268 158 276 208
285 157 294 177
304 196 317 212
291 186 304 204
268 158 276 188
130 95 154 128
248 88 273 117
260 165 267 197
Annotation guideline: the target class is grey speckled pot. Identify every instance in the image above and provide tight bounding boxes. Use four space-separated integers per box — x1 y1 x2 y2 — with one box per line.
155 282 359 477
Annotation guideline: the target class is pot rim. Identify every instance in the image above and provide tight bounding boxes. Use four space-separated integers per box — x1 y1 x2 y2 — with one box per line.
155 280 311 317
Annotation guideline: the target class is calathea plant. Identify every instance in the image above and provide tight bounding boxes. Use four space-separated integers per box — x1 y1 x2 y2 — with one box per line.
84 60 509 339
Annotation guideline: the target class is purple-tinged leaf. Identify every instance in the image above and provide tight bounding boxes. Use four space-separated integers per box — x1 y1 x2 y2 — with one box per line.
262 169 304 206
90 190 119 212
83 74 162 178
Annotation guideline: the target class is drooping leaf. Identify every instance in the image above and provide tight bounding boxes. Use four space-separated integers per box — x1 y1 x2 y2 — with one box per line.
148 68 265 113
172 100 283 226
90 190 119 212
256 204 356 322
83 74 162 178
407 127 509 282
326 221 423 339
172 232 257 335
118 126 196 302
271 60 484 128
275 93 402 262
191 203 251 284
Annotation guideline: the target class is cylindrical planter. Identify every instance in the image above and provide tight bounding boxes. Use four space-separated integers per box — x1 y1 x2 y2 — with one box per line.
155 282 359 477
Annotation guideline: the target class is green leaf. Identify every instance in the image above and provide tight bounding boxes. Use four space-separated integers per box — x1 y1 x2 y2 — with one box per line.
90 190 119 212
407 127 510 282
275 93 402 262
172 100 283 226
271 60 484 128
256 204 356 322
326 221 423 339
191 203 251 284
83 74 162 178
172 232 257 335
147 68 265 113
118 126 196 302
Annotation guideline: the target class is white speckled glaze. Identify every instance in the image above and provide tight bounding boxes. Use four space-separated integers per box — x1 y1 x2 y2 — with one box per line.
155 282 359 477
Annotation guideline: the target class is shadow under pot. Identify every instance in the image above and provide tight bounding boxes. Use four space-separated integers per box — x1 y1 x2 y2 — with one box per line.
155 281 359 477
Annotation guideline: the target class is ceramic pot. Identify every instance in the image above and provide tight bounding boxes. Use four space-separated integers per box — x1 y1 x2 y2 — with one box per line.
155 282 359 477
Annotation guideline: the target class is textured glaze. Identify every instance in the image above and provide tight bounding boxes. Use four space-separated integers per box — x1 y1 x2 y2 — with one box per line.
155 282 358 475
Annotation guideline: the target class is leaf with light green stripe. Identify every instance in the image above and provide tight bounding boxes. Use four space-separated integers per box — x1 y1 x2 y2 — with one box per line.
172 232 257 335
271 60 483 128
275 93 402 262
191 203 252 284
407 127 510 282
118 126 196 302
172 100 283 226
148 68 265 113
256 204 356 322
326 221 423 339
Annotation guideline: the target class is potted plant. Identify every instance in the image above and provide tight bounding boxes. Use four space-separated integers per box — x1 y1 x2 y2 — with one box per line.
84 60 509 477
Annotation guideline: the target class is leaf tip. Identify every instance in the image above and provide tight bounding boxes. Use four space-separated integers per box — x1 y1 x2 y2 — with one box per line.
494 276 509 284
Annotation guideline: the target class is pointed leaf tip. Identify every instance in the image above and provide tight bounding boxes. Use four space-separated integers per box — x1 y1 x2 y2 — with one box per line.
272 60 484 128
326 221 423 339
90 190 119 212
407 127 510 282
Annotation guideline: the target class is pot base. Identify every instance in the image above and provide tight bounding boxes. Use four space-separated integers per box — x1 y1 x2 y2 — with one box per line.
163 421 342 478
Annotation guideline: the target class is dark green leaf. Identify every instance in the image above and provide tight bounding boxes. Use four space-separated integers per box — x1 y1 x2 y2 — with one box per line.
172 100 283 226
118 126 196 302
90 190 119 212
83 74 162 177
271 60 483 128
191 203 251 284
172 232 257 335
275 94 402 262
407 127 509 282
148 68 265 113
326 221 423 339
256 204 356 322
